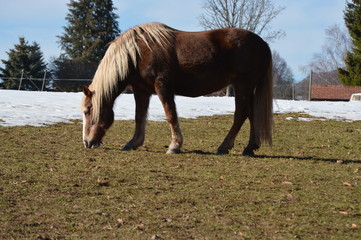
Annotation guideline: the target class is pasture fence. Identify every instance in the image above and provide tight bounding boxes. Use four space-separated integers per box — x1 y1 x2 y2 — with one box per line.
1 76 310 100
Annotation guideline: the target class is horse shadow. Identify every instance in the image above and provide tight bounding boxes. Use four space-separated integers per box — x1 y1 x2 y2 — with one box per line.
102 146 360 165
182 150 361 164
253 155 361 164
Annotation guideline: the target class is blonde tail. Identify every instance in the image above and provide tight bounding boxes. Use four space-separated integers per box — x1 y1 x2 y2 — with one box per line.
254 57 273 146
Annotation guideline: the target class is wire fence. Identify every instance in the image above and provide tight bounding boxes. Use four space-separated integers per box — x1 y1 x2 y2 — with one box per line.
0 77 311 100
0 76 91 92
274 84 310 100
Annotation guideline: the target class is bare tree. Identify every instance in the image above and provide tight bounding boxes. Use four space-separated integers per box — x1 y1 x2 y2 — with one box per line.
199 0 285 42
272 51 294 99
272 51 294 85
300 24 352 84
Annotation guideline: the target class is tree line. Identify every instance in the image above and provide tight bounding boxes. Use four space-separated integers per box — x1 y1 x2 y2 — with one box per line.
1 0 360 94
0 0 119 92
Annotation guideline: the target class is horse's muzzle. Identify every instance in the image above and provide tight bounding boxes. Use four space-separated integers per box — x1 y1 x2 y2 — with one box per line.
84 140 101 149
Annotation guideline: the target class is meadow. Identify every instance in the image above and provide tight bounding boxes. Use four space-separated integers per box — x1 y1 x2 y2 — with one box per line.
1 113 360 239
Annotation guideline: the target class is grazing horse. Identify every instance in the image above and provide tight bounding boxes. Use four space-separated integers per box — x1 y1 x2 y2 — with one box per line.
81 22 273 156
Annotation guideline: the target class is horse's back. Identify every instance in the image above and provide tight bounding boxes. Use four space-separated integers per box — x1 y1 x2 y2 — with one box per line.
171 28 271 96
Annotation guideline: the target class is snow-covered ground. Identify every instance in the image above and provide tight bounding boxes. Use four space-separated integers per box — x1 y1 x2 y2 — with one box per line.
0 90 360 127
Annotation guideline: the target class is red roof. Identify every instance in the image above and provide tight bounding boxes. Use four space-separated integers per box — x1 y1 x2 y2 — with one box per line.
311 85 361 101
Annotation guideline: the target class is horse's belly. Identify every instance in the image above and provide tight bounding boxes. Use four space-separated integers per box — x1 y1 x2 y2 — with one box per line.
174 75 230 97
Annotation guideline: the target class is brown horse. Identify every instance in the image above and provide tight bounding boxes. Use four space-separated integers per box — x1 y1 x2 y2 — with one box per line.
81 22 273 156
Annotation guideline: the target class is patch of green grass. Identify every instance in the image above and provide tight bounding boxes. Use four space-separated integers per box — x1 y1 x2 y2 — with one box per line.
1 114 360 239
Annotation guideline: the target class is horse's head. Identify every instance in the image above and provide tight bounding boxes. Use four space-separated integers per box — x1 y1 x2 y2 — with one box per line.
81 85 114 149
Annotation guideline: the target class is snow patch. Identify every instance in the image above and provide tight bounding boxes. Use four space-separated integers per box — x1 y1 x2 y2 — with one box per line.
0 90 360 127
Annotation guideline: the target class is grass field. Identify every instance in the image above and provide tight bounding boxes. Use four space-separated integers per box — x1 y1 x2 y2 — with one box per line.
1 113 361 239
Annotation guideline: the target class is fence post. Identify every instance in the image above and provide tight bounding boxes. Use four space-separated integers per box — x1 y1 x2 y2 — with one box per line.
18 69 24 90
41 70 47 91
308 70 313 101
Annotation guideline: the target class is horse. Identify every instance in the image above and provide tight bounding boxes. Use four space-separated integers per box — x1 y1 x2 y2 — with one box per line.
81 22 273 156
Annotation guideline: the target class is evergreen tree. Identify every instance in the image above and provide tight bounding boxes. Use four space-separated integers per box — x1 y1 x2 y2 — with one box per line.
0 37 47 90
60 0 120 62
338 0 361 86
53 0 120 83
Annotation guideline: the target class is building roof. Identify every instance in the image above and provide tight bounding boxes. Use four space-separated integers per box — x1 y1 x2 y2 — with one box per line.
311 84 361 101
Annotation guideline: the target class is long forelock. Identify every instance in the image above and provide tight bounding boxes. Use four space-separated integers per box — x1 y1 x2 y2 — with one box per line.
90 22 175 122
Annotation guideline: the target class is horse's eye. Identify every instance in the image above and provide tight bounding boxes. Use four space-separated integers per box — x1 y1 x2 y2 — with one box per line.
84 106 92 116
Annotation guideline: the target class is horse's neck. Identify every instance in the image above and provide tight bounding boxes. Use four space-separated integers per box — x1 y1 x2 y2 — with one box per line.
111 78 130 103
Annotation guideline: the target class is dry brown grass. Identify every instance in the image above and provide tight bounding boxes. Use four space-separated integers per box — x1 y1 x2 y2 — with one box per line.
1 114 360 239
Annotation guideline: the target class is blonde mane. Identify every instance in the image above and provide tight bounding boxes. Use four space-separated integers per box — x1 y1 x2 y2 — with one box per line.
87 22 175 122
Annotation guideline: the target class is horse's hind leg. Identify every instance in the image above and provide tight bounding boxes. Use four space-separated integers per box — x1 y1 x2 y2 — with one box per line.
216 87 250 155
155 81 183 154
123 90 151 151
242 105 261 156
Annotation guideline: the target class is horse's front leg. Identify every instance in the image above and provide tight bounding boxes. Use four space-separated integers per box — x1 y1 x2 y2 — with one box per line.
123 91 150 151
155 82 183 154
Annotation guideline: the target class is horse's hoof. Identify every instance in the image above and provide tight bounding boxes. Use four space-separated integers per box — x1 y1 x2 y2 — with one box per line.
166 148 181 154
216 148 229 155
242 148 255 157
122 144 135 151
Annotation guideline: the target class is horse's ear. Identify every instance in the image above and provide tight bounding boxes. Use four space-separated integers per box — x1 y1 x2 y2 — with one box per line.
82 85 92 97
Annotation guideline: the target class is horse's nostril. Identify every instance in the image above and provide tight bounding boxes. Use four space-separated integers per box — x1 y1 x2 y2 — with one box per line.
90 140 100 148
84 139 100 149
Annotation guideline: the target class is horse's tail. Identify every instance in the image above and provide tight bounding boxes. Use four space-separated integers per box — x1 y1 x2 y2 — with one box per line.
253 54 273 147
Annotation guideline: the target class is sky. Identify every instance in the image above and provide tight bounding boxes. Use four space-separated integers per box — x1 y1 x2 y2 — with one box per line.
0 0 347 82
